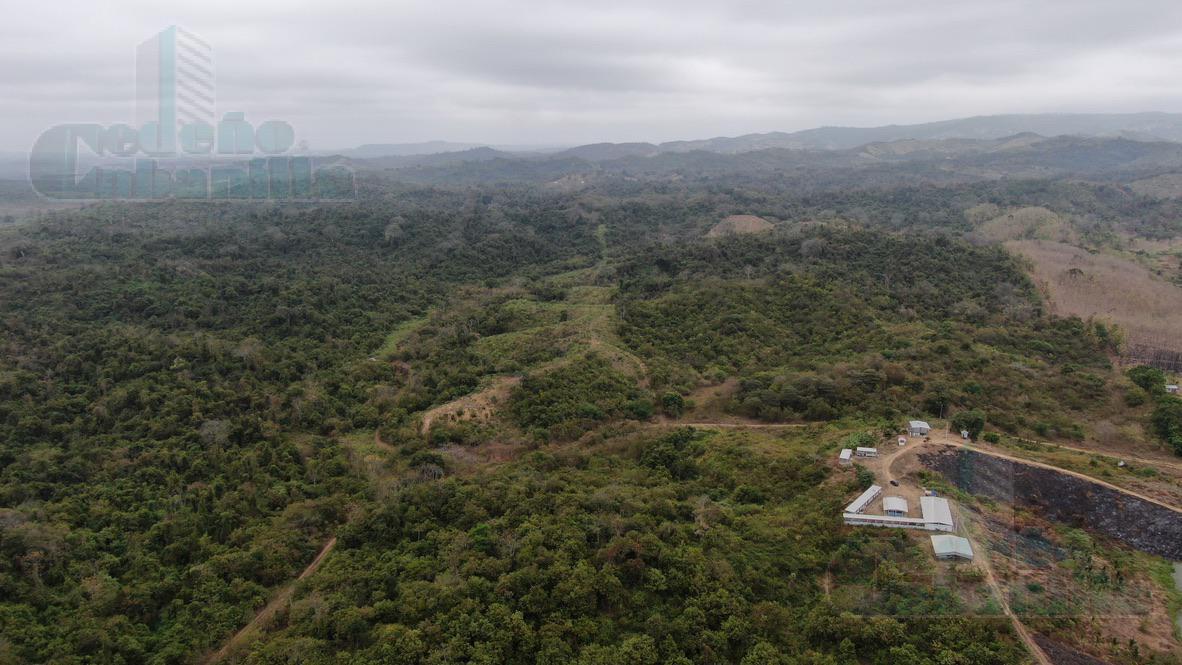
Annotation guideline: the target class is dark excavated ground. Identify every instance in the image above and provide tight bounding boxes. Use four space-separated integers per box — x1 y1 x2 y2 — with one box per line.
1032 634 1114 665
920 447 1182 560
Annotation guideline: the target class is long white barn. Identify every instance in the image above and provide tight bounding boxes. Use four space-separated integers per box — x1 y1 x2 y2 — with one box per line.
842 495 954 532
844 485 882 514
920 496 954 530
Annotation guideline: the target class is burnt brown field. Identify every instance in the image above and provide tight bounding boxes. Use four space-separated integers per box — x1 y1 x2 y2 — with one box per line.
1007 239 1182 356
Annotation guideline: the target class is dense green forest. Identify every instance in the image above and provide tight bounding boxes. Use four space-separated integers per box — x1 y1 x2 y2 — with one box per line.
0 195 598 662
614 230 1116 435
243 428 1027 665
0 166 1178 664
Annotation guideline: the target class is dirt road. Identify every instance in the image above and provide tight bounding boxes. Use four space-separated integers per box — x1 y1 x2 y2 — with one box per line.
923 433 1182 515
669 420 810 430
955 504 1054 665
881 432 1182 516
203 536 337 664
873 438 1055 664
1010 436 1182 474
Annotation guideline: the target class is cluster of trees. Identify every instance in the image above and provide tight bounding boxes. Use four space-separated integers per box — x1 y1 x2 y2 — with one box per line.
237 429 1027 665
1128 366 1182 454
0 192 602 661
509 355 652 440
616 230 1114 437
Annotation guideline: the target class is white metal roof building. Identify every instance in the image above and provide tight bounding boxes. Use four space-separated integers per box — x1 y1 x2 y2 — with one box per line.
854 447 878 457
842 495 955 531
920 496 954 531
883 496 908 516
1168 385 1179 394
930 535 974 560
838 448 853 464
908 420 931 436
844 485 882 514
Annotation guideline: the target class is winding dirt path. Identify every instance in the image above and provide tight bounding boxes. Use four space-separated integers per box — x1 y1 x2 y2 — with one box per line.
923 433 1182 515
665 420 810 430
203 536 337 664
1010 437 1182 474
880 433 1182 516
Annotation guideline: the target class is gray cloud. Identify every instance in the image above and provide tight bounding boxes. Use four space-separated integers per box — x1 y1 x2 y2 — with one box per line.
3 0 1182 150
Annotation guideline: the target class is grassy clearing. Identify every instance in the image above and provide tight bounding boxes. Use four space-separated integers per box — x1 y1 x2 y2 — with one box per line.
973 207 1077 244
374 315 430 358
470 288 648 382
1148 561 1182 641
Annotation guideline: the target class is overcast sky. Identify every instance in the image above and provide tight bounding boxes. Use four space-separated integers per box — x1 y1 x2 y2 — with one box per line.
4 0 1182 151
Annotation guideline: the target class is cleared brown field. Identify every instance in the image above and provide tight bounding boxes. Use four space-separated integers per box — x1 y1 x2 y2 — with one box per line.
706 214 773 237
1007 240 1182 354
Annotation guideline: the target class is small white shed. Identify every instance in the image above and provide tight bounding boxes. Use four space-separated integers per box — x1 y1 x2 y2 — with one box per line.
908 420 932 437
838 449 853 465
930 535 974 560
883 496 909 516
855 447 878 458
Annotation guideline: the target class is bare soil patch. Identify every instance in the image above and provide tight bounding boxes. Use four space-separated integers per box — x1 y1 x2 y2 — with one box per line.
957 493 1178 661
1030 634 1114 665
420 375 521 434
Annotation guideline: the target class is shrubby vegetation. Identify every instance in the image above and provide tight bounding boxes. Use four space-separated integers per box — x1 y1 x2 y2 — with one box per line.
509 354 651 440
0 164 1175 663
238 429 1027 665
0 195 598 661
1151 396 1182 454
616 231 1114 437
1126 366 1182 454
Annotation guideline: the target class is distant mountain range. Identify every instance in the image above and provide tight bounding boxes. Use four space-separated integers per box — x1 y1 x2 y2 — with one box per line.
651 112 1182 154
342 131 1182 190
339 112 1182 161
336 141 563 158
7 112 1182 184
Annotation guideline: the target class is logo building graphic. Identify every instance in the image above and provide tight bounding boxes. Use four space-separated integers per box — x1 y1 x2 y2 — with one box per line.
136 26 215 155
29 25 354 200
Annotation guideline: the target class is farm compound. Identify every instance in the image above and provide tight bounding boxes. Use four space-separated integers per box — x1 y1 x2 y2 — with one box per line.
842 494 955 532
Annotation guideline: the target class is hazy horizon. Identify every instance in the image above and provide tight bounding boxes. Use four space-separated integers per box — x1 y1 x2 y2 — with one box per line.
5 0 1182 152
